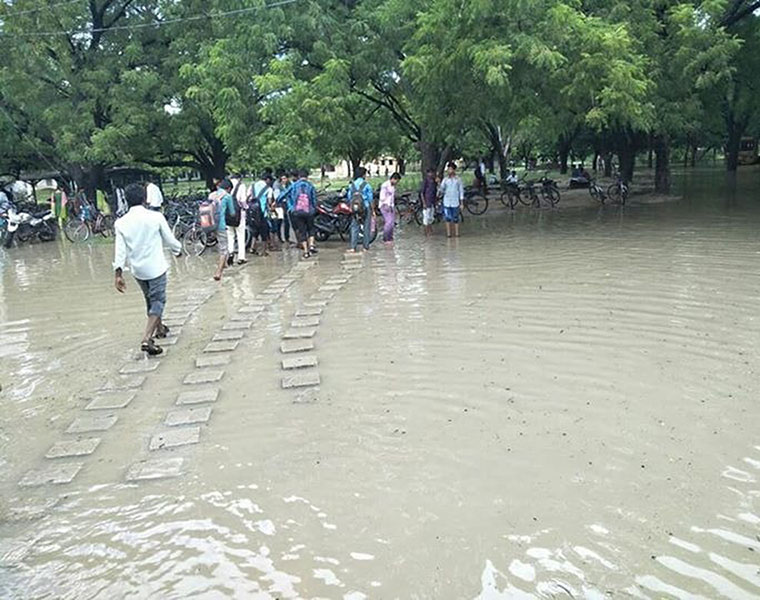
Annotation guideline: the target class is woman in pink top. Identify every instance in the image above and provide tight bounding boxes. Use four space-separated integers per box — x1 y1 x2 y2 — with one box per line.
379 173 401 244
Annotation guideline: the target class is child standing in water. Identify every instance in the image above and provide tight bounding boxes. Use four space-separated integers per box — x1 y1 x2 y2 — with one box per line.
438 162 464 238
379 172 401 245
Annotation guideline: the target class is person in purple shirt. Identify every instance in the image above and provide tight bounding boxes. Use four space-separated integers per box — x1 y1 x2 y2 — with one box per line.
420 168 437 237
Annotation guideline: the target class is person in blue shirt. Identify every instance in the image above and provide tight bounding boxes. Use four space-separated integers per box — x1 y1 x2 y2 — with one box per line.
288 169 318 259
213 178 236 281
347 166 374 252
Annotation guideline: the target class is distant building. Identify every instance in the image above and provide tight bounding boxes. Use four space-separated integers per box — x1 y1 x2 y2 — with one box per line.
315 156 415 180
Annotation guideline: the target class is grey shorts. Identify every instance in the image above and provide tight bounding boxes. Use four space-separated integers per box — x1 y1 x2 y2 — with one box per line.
136 272 167 317
216 229 229 255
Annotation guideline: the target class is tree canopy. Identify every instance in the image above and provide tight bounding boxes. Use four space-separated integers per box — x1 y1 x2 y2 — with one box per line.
0 0 758 195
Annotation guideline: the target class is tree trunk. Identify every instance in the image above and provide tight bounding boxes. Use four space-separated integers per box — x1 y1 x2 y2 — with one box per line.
396 157 406 175
690 144 697 168
592 151 599 172
617 144 635 182
654 134 670 194
348 155 362 178
725 123 743 172
557 136 572 175
419 137 440 176
647 134 653 169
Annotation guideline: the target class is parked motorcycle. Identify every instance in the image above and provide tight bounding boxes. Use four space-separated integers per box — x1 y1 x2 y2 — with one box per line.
314 194 352 242
3 207 57 248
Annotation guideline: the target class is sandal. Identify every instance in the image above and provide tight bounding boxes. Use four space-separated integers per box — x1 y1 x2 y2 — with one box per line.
140 339 164 356
155 324 170 339
309 247 318 254
302 251 311 260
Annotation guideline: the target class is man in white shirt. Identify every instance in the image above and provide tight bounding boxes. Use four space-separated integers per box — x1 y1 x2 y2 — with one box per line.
145 181 164 211
114 183 182 355
228 173 248 264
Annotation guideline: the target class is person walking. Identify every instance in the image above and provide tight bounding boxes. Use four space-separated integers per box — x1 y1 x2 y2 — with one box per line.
287 169 318 259
228 173 248 264
50 180 68 226
211 178 236 281
113 183 182 356
439 161 464 238
146 181 164 212
249 173 275 254
379 172 401 245
348 166 374 253
274 171 294 246
420 168 437 237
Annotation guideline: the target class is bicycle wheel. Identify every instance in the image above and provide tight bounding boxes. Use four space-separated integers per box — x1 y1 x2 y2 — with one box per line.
607 183 621 204
183 226 207 256
414 205 424 226
99 215 115 237
518 189 533 206
589 185 600 202
542 187 560 207
465 193 488 216
64 218 90 243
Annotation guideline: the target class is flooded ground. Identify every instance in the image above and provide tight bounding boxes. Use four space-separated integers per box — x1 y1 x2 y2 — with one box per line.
1 169 759 599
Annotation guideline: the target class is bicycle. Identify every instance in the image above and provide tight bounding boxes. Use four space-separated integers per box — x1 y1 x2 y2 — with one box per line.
63 201 114 242
606 174 628 205
182 223 219 256
589 178 607 203
539 174 560 206
499 181 521 209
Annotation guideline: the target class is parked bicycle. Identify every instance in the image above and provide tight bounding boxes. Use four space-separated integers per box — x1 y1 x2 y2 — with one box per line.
63 199 114 242
606 174 629 205
588 178 607 203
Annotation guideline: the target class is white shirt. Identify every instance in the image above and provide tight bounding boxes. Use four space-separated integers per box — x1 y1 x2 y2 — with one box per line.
230 178 248 208
146 182 164 209
113 205 182 280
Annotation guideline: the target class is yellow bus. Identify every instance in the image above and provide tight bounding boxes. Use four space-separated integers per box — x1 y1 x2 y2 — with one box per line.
738 137 759 165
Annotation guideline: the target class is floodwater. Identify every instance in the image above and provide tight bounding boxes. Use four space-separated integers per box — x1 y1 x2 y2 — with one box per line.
0 168 759 599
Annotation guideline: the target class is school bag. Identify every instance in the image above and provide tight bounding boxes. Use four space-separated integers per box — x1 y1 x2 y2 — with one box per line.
225 191 241 228
349 181 368 218
199 197 217 232
293 181 312 215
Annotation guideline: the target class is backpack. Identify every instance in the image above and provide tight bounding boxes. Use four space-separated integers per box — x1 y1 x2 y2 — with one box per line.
223 190 241 227
349 181 368 218
293 182 312 215
199 199 217 232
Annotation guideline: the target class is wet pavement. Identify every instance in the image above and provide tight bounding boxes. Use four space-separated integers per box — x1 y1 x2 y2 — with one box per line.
0 168 759 598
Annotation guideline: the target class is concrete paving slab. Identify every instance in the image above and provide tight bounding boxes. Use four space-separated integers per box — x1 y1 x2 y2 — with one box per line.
164 327 183 338
45 438 101 459
326 277 350 284
183 370 224 385
67 414 118 434
19 463 83 487
176 388 219 405
282 371 321 389
311 292 335 301
291 317 320 328
195 355 230 368
239 305 265 313
212 331 245 341
85 392 136 410
223 320 252 330
159 336 179 346
304 300 328 308
280 339 315 354
203 340 239 353
260 288 283 295
230 313 257 322
283 328 317 340
296 307 323 317
161 318 186 328
165 406 213 427
342 263 362 271
319 285 342 292
163 311 192 320
101 375 146 391
126 457 184 481
149 426 201 450
120 360 160 375
282 355 319 370
293 387 321 404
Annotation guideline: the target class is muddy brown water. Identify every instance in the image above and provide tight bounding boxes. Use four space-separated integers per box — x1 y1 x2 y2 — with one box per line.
1 169 759 599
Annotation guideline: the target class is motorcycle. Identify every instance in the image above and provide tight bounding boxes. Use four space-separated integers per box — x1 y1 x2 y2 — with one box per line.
3 207 57 248
314 194 353 242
